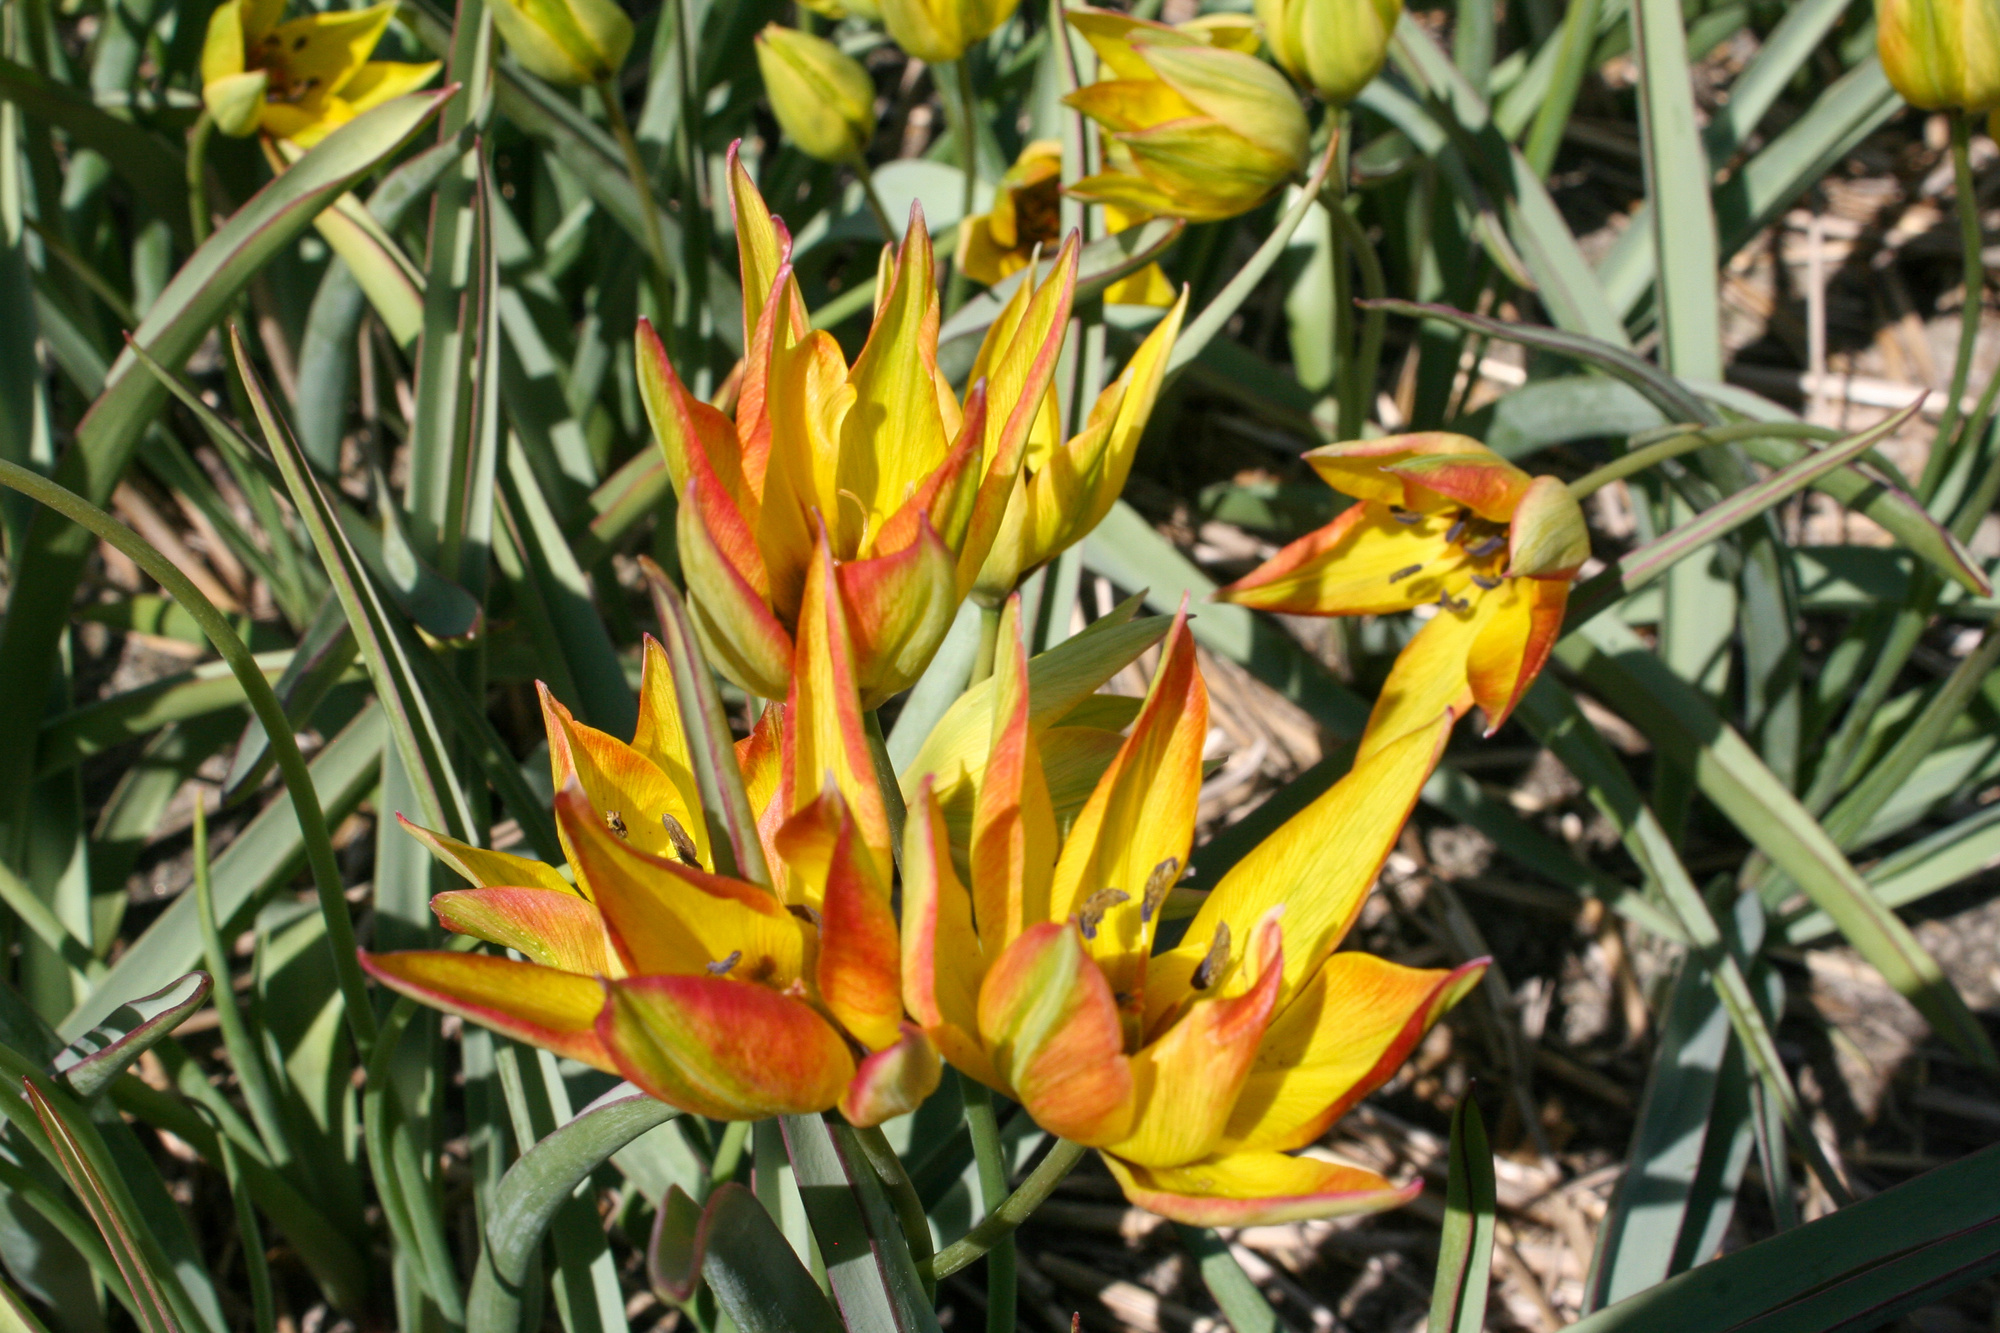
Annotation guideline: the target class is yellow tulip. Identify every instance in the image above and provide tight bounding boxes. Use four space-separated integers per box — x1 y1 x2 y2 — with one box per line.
639 145 1080 707
1062 7 1309 223
901 601 1484 1223
1256 0 1402 106
362 553 938 1127
1216 433 1590 761
800 0 883 18
755 25 876 165
878 0 1020 63
1877 0 2000 110
200 0 439 146
487 0 633 87
955 139 1177 305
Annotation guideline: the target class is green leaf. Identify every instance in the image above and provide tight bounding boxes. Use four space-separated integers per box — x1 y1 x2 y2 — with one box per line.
0 56 188 243
1427 1097 1495 1333
780 1114 943 1333
50 973 210 1100
695 1184 844 1333
1177 1226 1298 1333
1630 0 1722 379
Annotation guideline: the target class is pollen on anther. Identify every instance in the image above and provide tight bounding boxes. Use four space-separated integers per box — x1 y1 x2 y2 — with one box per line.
604 811 628 839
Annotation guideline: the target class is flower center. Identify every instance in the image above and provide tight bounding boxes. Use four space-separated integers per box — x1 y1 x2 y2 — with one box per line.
251 33 324 104
1386 505 1511 611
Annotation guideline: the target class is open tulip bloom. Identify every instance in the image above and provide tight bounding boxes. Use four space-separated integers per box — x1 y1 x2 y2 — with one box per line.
902 599 1487 1224
360 543 943 1128
200 0 438 143
1218 433 1590 762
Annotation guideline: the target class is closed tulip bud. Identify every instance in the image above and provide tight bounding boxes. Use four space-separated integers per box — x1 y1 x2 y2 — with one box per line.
1256 0 1401 106
799 0 882 18
755 25 876 165
1877 0 2000 110
1063 8 1309 223
878 0 1020 63
488 0 633 87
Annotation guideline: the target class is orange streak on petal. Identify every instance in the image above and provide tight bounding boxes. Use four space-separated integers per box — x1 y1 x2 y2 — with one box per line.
431 887 611 975
359 948 616 1073
901 778 997 1087
977 921 1134 1146
1100 1150 1421 1227
969 595 1057 957
839 1023 944 1128
814 797 904 1051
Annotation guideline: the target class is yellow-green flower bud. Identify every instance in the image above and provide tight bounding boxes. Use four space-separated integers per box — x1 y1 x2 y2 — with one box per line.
878 0 1020 64
1255 0 1402 106
489 0 633 87
755 25 877 165
798 0 882 19
1507 476 1591 579
1876 0 2000 110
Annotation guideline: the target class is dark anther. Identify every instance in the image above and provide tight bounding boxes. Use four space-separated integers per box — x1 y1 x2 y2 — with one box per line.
787 904 824 928
1139 857 1180 924
705 950 743 976
1390 506 1423 526
1439 593 1469 612
292 34 309 49
604 810 628 839
1445 510 1469 545
1191 922 1231 989
1388 564 1423 583
1077 888 1131 940
1466 535 1506 558
660 812 701 866
1471 574 1502 590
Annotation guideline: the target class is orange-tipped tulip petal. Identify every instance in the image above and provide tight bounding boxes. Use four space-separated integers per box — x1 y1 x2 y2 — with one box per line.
811 797 905 1051
978 921 1134 1145
784 533 892 874
1464 576 1567 738
969 596 1057 955
600 974 856 1120
1101 1150 1420 1226
835 517 961 706
431 887 613 975
840 1023 945 1127
398 814 577 896
901 779 998 1085
541 684 706 870
359 949 616 1072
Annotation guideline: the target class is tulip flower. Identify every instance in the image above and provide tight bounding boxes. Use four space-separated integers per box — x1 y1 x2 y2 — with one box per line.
1256 0 1402 107
639 146 1078 706
1216 434 1591 762
1062 8 1309 223
800 0 882 19
487 0 633 87
878 0 1020 63
360 552 939 1127
1876 0 2000 110
956 140 1176 306
200 0 439 144
901 601 1485 1224
755 25 877 166
971 284 1189 602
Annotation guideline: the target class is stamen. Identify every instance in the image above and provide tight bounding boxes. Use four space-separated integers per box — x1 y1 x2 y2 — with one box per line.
705 950 743 976
1191 922 1231 990
1388 564 1423 584
1076 889 1131 940
788 904 823 928
1466 535 1506 558
1444 510 1469 545
292 34 308 49
604 811 628 839
660 813 701 866
1439 593 1469 613
1139 857 1180 924
1471 574 1502 591
1389 506 1423 526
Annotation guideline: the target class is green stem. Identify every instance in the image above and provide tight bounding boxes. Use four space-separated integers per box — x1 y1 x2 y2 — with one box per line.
193 804 294 1169
1567 421 1841 500
708 1118 750 1192
0 459 377 1056
969 602 1003 685
1921 113 1984 505
186 109 215 248
922 1135 1087 1281
1329 198 1385 436
945 58 981 317
850 1124 937 1300
215 1132 277 1333
957 1075 1016 1333
1324 110 1360 440
598 74 674 311
853 155 899 242
1522 0 1598 177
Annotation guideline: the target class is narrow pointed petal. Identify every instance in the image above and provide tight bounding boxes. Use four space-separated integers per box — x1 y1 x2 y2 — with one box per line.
432 888 613 974
783 533 892 875
554 785 809 985
1465 577 1566 737
881 380 990 560
1224 956 1488 1154
971 596 1058 957
638 317 755 524
977 922 1134 1146
727 142 789 355
1214 505 1459 616
902 778 998 1085
737 702 789 874
632 635 708 863
1113 909 1284 1169
540 683 703 868
1051 605 1206 997
398 814 576 896
761 278 852 610
1359 599 1500 763
1101 1150 1420 1227
836 516 961 708
359 949 615 1072
840 1024 944 1127
1148 714 1448 1027
680 473 796 701
804 794 904 1051
1386 451 1534 523
1302 434 1492 508
971 236 1079 488
600 975 855 1120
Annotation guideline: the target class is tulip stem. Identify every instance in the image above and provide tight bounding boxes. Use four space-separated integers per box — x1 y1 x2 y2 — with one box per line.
1327 198 1385 439
923 1133 1088 1281
1921 113 1986 505
969 602 1002 685
1322 109 1362 441
597 73 674 313
187 110 215 247
853 155 899 242
945 58 981 316
1566 420 1841 501
956 1075 1017 1332
708 1118 750 1190
849 1123 937 1298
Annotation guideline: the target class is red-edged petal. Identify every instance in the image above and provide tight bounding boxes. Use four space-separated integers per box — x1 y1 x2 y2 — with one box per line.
969 594 1057 957
1466 576 1567 736
1385 451 1534 522
977 921 1134 1146
359 949 615 1072
599 973 855 1120
902 777 998 1086
789 789 902 1051
680 472 796 701
1302 433 1492 510
839 1023 944 1127
1101 1150 1421 1226
431 888 612 974
835 515 961 709
638 317 757 530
